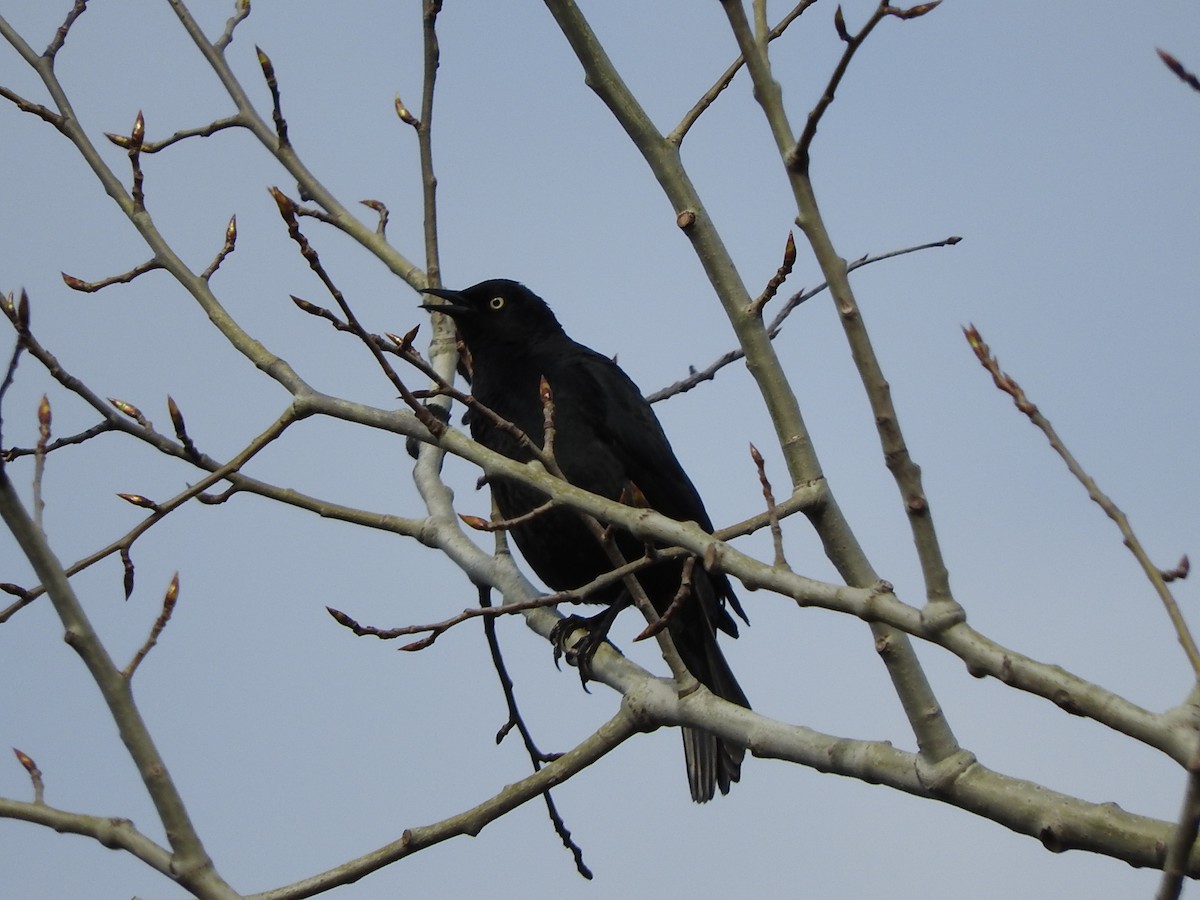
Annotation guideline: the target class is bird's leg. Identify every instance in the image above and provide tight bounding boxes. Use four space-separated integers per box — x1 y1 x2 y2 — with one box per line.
551 591 632 688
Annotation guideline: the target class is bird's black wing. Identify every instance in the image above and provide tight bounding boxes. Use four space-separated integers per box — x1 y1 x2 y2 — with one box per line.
550 344 748 628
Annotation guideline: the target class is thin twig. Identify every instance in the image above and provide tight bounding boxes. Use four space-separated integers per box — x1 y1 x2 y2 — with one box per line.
748 231 796 317
1 408 299 623
255 46 289 148
668 0 819 146
477 583 591 879
121 573 179 679
965 324 1200 677
200 216 238 281
460 499 556 533
418 0 443 287
140 115 245 153
646 235 960 403
32 395 50 532
61 258 163 293
44 0 88 62
749 443 788 568
633 558 695 641
0 291 28 450
326 555 655 650
127 111 146 213
790 2 940 171
12 747 45 805
271 187 446 439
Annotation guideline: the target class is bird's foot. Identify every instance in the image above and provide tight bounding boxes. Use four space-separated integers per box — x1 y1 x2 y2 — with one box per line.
551 611 619 689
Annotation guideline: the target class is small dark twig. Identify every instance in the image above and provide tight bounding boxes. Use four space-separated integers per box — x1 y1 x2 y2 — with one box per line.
12 747 45 804
121 573 179 679
255 46 290 148
326 555 655 649
166 396 201 461
0 85 62 126
669 0 818 145
748 231 796 317
633 557 695 641
271 188 447 441
477 583 591 879
460 499 556 533
61 258 163 294
200 216 238 281
140 115 244 153
1158 49 1200 94
790 2 941 172
3 421 116 462
647 236 960 402
0 292 27 450
128 111 146 212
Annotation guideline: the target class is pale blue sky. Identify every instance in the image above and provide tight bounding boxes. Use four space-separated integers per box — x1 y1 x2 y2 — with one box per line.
2 2 1198 898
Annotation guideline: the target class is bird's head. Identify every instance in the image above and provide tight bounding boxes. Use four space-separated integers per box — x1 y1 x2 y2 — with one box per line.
420 279 564 352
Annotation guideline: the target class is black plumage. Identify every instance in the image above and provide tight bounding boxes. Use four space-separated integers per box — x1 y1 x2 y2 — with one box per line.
422 279 748 802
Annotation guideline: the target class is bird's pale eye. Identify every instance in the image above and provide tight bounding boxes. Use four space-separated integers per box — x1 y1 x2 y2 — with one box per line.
489 296 505 310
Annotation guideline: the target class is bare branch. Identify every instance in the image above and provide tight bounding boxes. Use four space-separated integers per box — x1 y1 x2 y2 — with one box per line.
646 235 960 403
790 3 890 172
140 114 245 153
748 231 796 317
270 187 445 439
255 45 289 148
32 395 50 532
200 215 237 281
749 443 788 568
249 706 639 900
327 554 654 650
121 573 179 679
669 0 819 145
44 0 89 61
214 0 250 53
965 325 1200 677
0 794 174 880
0 84 62 126
61 258 163 293
477 582 591 878
0 470 238 897
633 557 695 642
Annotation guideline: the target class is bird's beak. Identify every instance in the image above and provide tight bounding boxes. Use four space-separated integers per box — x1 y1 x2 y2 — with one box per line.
419 287 470 317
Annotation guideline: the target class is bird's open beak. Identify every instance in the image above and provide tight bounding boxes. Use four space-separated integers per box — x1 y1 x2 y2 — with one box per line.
419 287 470 317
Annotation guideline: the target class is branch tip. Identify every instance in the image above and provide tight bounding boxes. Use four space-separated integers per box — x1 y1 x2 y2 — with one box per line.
834 6 850 41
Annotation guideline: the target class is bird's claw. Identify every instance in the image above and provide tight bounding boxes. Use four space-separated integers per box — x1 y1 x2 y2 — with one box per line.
551 614 614 690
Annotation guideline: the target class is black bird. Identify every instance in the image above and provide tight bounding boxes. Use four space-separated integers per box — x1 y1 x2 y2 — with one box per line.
422 279 749 802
